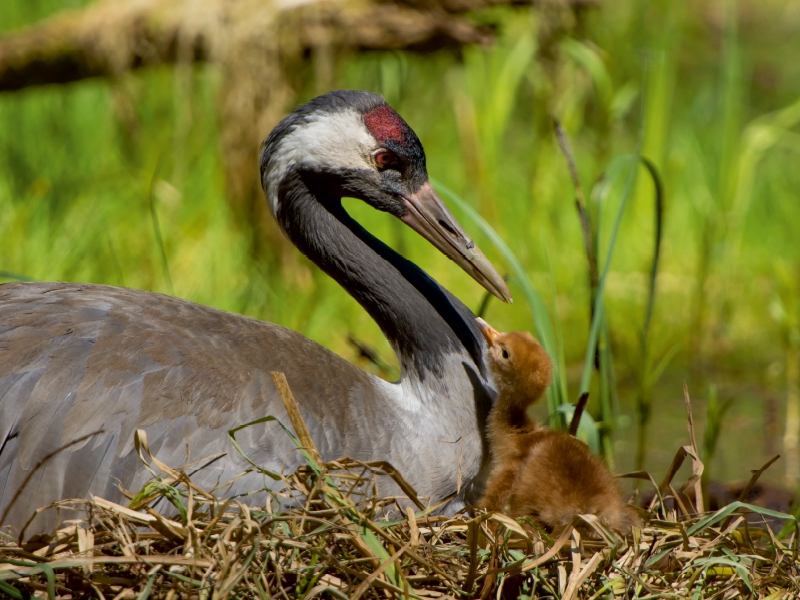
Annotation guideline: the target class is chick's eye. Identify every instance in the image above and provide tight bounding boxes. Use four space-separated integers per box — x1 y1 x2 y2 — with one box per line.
501 348 509 360
375 150 396 169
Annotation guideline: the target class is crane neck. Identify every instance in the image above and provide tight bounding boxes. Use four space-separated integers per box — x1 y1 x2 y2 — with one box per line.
276 170 487 385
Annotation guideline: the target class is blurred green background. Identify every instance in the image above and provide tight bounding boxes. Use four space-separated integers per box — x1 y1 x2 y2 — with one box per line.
2 0 800 492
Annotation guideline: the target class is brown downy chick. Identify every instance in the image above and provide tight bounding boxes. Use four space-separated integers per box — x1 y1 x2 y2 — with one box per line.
475 317 552 516
476 318 642 536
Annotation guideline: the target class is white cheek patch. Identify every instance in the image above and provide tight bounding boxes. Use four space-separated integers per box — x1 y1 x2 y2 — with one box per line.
264 108 377 218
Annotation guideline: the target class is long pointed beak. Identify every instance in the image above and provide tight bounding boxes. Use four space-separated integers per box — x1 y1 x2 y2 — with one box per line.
400 182 512 302
475 317 500 347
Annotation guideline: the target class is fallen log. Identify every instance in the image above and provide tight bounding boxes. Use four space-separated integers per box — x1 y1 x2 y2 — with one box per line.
0 0 524 93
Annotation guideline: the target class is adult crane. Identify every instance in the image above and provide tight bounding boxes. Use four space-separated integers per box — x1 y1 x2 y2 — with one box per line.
0 90 511 536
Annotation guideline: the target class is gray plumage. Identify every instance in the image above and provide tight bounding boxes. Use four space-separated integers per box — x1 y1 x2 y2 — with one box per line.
0 91 509 538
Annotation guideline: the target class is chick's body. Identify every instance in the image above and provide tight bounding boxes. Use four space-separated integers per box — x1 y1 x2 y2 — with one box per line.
509 430 641 534
476 319 641 535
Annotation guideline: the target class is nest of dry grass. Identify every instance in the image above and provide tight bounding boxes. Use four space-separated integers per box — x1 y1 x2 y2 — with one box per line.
2 451 799 599
2 377 799 599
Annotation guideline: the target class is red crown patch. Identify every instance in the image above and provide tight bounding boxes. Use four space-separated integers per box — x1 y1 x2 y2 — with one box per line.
363 105 409 146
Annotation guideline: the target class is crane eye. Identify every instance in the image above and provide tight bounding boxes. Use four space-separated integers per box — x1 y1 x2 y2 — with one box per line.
501 348 509 360
374 150 396 169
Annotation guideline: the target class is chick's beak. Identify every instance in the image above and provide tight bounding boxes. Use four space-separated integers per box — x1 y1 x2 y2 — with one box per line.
475 317 500 347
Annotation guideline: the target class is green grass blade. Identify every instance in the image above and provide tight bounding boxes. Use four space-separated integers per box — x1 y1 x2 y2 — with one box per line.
432 178 566 413
147 162 174 296
136 570 158 600
0 559 56 600
598 320 619 464
686 501 797 536
0 271 36 282
227 416 289 480
639 157 665 352
0 581 27 600
542 240 570 422
579 146 644 396
692 557 754 593
561 38 613 105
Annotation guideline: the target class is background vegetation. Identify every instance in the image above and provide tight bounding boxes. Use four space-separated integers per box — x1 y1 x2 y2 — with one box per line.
2 0 800 492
